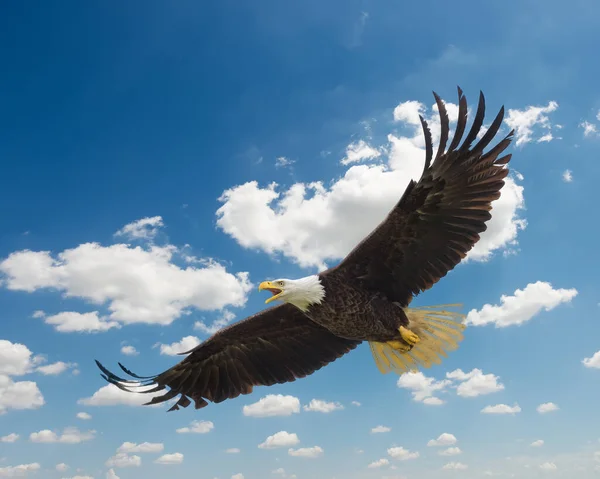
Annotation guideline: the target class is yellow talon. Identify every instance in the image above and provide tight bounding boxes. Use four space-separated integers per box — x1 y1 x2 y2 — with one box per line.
399 326 420 346
386 339 410 351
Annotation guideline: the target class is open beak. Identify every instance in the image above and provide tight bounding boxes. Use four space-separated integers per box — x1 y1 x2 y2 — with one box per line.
258 281 283 304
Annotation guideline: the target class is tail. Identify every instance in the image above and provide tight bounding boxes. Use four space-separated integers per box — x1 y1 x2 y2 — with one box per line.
369 304 466 374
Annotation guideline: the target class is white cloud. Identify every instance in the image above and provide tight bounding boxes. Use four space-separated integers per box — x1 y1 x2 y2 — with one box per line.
76 412 92 420
443 462 468 470
540 462 557 471
481 404 521 414
579 121 598 138
465 281 578 328
226 448 241 454
387 446 419 461
275 156 295 168
583 351 600 369
0 463 41 477
231 474 245 479
216 97 526 269
302 399 344 413
105 453 142 468
0 240 252 327
562 169 573 183
78 384 166 407
120 345 138 356
159 336 200 356
531 440 544 447
505 101 559 146
36 361 75 375
439 447 462 456
371 425 391 434
351 401 361 406
537 402 559 414
258 431 300 449
447 368 504 397
29 427 95 444
0 374 44 414
106 469 120 479
114 216 164 241
117 442 164 453
368 458 390 468
194 310 236 335
154 453 184 465
288 446 324 458
428 433 457 447
397 371 451 404
39 311 121 333
56 463 69 471
1 433 19 442
0 339 44 376
340 140 382 165
243 394 300 417
175 420 214 434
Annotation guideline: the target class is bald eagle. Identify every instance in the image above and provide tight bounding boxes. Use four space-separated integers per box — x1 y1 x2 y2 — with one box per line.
96 87 514 412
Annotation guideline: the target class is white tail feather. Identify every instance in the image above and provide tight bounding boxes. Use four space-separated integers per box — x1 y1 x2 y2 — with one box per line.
369 304 466 375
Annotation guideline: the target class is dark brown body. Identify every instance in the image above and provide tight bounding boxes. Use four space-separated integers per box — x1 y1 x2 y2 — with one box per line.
304 273 409 342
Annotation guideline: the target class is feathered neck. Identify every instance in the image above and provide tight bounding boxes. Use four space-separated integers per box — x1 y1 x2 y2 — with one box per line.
286 275 326 312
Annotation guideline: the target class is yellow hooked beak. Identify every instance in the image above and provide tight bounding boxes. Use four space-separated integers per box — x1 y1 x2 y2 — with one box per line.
258 281 284 304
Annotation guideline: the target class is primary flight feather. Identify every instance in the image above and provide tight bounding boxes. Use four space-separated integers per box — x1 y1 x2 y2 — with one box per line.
96 87 515 411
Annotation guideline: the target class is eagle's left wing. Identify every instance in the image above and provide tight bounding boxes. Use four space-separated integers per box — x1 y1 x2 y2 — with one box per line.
331 87 514 306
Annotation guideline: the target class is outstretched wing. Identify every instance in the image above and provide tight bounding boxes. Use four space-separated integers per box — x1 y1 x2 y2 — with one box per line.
332 87 514 306
96 303 360 411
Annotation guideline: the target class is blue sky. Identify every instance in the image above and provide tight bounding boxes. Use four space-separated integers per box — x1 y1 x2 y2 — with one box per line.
1 1 600 478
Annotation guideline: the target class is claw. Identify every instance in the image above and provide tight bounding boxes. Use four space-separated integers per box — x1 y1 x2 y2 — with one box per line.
399 326 420 346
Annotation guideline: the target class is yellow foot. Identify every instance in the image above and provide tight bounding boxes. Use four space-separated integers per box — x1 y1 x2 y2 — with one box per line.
399 326 420 346
385 339 410 352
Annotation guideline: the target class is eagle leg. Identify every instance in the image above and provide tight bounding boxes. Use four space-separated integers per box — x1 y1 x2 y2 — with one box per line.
399 326 420 346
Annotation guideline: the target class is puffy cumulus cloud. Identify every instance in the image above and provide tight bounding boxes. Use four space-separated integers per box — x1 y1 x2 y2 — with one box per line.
120 345 138 356
117 442 164 454
397 371 451 405
243 394 300 417
288 446 324 458
531 440 544 447
583 350 600 369
537 402 559 414
465 281 578 328
428 433 458 447
302 399 344 413
443 462 468 470
368 458 390 468
76 412 92 420
106 470 120 479
371 425 391 434
447 368 504 397
36 361 76 375
539 462 558 471
175 420 214 434
114 216 164 241
194 309 237 336
35 311 120 333
579 120 599 138
439 447 462 456
29 427 95 444
154 453 184 465
258 431 300 449
216 96 526 269
105 453 142 468
78 384 165 408
158 336 201 356
56 463 69 471
0 339 45 376
481 404 521 415
0 239 252 327
0 374 44 414
505 101 559 146
340 140 382 165
1 433 19 442
0 462 41 477
387 446 419 461
562 169 573 183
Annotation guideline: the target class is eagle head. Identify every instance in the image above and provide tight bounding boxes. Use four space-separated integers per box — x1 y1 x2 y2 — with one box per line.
258 276 325 311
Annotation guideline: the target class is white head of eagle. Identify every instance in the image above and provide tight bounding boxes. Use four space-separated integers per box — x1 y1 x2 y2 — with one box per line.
258 275 326 312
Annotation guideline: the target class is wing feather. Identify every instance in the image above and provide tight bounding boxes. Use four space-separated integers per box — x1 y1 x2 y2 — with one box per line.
330 87 514 306
95 304 360 411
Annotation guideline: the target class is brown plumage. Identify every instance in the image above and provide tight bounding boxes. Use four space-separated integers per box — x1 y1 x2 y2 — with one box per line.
96 87 514 411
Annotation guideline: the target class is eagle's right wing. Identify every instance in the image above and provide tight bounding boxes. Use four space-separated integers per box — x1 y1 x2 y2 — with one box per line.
96 303 360 411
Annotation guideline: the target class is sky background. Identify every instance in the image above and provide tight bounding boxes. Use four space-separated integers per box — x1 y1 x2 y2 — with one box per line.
1 1 600 478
